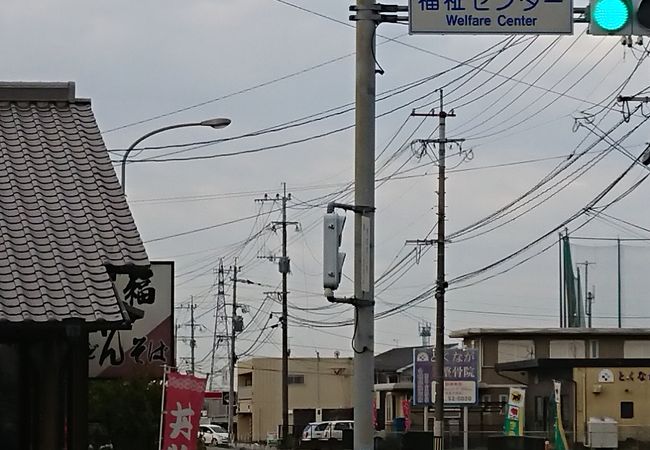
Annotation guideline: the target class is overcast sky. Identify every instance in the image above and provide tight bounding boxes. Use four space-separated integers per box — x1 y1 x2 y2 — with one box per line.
4 0 650 383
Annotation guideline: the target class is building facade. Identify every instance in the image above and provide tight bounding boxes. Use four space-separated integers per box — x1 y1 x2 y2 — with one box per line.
451 328 650 445
236 357 354 442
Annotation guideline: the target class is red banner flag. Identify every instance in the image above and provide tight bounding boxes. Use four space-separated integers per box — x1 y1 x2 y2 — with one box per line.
161 371 207 450
401 399 411 431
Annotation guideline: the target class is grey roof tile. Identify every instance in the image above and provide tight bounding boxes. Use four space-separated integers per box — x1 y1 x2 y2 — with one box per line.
0 82 149 325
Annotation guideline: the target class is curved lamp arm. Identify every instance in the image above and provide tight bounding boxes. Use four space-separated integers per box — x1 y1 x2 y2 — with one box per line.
120 118 230 193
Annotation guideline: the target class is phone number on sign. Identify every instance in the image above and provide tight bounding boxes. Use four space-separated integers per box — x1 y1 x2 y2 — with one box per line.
446 395 475 402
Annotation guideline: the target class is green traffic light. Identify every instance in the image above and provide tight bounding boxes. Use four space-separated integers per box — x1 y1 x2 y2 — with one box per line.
592 0 631 31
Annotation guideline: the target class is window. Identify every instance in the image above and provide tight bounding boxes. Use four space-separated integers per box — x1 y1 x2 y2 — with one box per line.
624 341 650 358
481 394 492 404
588 340 599 359
288 374 305 384
498 340 535 363
334 423 349 430
621 401 634 419
499 394 509 415
534 396 549 424
550 340 585 359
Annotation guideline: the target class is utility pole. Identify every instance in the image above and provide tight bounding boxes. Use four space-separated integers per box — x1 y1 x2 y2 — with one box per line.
190 295 196 375
352 2 376 449
345 3 405 449
577 261 595 328
256 185 298 447
411 91 464 450
229 262 238 444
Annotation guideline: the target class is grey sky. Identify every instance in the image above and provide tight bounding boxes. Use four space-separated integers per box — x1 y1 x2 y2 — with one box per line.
4 0 650 382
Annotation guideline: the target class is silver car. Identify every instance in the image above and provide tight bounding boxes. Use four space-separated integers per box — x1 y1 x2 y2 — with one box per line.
301 422 329 441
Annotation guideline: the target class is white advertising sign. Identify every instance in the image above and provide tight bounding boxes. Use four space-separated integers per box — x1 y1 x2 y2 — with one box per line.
409 0 573 34
89 261 174 378
445 380 478 404
432 380 479 404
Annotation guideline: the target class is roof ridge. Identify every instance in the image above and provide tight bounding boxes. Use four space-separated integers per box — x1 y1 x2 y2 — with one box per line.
0 82 77 102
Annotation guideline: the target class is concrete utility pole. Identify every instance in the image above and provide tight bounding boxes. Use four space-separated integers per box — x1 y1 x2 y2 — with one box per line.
411 91 464 450
353 2 376 449
256 184 298 447
229 262 238 444
345 3 406 449
190 295 196 375
280 185 290 447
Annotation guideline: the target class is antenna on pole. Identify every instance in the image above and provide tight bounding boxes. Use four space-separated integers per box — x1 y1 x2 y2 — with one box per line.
419 321 432 346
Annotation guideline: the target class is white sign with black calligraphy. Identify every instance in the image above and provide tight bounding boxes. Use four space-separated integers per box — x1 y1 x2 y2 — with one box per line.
89 261 175 378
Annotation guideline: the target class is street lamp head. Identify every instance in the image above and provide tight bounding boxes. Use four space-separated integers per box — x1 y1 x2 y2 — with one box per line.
200 118 231 129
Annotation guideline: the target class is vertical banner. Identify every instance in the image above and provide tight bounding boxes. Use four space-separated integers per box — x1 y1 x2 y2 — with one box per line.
503 387 526 436
161 371 207 450
553 381 569 450
401 399 411 431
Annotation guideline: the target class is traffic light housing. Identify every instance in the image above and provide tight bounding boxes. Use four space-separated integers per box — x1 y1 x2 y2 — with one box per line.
589 0 633 35
323 212 346 290
632 0 650 34
588 0 650 35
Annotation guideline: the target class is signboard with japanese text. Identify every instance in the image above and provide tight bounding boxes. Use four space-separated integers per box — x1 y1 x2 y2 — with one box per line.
443 380 477 404
161 371 207 450
503 387 526 436
413 347 479 406
409 0 573 34
89 261 175 378
413 347 434 405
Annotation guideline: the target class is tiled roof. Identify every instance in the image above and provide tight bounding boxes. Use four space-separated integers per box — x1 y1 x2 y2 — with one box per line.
0 82 149 325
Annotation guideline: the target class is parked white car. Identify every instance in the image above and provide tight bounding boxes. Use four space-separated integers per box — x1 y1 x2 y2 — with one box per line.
321 420 354 441
199 424 229 447
301 422 329 441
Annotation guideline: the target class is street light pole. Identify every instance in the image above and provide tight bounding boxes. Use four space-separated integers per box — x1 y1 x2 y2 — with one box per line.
120 118 231 192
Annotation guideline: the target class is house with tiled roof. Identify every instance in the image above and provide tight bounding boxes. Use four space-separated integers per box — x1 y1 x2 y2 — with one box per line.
0 82 150 450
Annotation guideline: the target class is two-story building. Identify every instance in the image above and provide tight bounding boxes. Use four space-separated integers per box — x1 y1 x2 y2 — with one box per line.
451 328 650 446
236 356 354 442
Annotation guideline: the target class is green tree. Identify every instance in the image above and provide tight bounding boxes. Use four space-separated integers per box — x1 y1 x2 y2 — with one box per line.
89 377 162 450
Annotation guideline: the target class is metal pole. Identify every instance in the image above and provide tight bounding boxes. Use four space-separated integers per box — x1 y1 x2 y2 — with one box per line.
559 233 564 328
577 261 594 328
229 263 238 444
584 263 588 324
354 1 376 449
120 122 205 192
190 295 195 375
281 184 290 447
433 90 447 450
617 238 622 328
463 406 469 450
158 365 168 450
